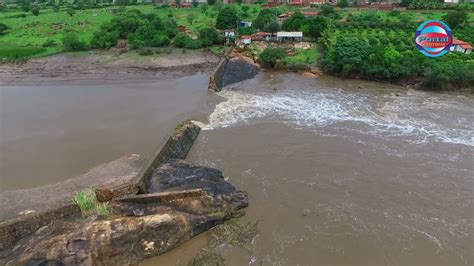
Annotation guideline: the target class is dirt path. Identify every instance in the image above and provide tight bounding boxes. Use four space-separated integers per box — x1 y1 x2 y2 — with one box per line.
0 50 219 86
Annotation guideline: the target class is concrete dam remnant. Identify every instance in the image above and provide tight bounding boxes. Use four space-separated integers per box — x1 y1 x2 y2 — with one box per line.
0 120 248 264
209 50 259 92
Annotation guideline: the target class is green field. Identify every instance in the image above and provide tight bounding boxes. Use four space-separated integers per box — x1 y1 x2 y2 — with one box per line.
0 4 264 51
1 4 468 55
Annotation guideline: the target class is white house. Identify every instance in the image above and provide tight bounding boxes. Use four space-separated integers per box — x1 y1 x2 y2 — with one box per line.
276 32 303 42
242 35 252 45
450 39 472 54
224 29 235 38
444 0 460 3
239 21 253 28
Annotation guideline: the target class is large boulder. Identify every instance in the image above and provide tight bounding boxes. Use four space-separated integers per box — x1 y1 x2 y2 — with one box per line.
1 160 248 265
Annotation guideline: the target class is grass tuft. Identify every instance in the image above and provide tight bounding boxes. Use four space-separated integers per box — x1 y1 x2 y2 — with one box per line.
73 189 109 217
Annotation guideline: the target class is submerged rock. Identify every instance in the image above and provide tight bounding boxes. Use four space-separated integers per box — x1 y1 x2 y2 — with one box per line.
1 160 248 265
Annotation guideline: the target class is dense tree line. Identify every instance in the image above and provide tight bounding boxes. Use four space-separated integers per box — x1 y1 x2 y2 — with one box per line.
319 25 474 90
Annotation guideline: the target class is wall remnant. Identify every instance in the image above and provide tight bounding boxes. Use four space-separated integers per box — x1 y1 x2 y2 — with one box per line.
0 120 201 251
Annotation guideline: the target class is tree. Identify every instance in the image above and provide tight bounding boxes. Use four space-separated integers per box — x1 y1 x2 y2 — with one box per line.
199 27 219 46
322 37 371 76
320 4 338 18
215 6 238 30
253 9 277 30
259 47 287 68
62 32 87 51
304 16 328 39
207 0 216 5
30 4 40 16
192 0 199 7
175 0 181 8
443 11 468 29
338 0 348 8
174 33 192 48
282 12 306 31
0 23 8 36
264 21 280 33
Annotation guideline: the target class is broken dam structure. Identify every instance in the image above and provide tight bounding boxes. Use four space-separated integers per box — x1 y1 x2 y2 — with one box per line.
0 120 248 265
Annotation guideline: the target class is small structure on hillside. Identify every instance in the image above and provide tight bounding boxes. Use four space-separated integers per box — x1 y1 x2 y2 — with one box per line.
241 35 252 44
237 35 253 48
289 0 311 7
252 32 274 41
224 29 235 38
181 2 192 8
278 11 319 23
450 39 472 54
277 31 303 42
240 21 253 27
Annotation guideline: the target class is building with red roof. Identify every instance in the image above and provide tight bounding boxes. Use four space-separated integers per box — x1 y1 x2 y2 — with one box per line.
450 39 472 54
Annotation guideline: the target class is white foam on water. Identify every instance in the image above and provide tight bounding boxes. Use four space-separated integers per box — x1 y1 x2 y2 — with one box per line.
202 88 474 147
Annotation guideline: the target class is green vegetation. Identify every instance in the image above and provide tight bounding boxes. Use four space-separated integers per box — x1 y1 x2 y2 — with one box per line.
253 8 277 30
215 6 238 30
0 2 472 90
318 9 474 90
259 47 286 67
284 48 317 66
73 189 109 217
62 32 87 51
0 23 8 35
0 47 46 63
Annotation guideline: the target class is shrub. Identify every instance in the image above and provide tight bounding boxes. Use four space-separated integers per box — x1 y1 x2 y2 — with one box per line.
259 47 287 68
192 0 199 7
174 33 193 48
42 39 56 47
0 23 8 36
185 39 203 49
207 0 216 5
62 32 87 51
66 8 75 16
199 27 219 46
90 30 120 49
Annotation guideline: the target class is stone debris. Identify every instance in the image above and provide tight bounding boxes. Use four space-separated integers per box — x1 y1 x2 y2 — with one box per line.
1 160 248 265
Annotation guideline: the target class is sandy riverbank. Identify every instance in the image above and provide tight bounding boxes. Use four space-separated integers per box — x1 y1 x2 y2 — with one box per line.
0 49 219 86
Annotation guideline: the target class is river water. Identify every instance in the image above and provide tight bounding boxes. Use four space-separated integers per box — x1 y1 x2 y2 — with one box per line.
149 72 473 265
1 71 472 265
0 74 211 191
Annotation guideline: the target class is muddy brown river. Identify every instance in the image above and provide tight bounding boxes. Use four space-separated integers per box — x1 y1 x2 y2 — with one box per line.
148 73 473 265
0 74 211 191
1 72 473 265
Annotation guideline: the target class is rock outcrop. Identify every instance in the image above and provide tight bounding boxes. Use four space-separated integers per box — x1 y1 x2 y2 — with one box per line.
1 160 248 265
